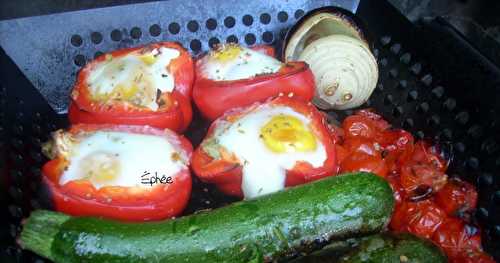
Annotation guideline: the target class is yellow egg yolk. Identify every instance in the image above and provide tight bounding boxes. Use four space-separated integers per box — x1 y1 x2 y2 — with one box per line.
139 53 158 65
79 152 121 185
260 115 317 153
212 44 243 62
87 47 180 111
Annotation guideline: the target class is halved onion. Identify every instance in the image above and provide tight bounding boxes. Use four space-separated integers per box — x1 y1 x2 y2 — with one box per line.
284 11 365 62
298 35 378 110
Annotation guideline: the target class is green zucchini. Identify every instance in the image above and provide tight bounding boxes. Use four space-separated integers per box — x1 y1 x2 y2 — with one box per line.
20 172 394 263
338 233 447 263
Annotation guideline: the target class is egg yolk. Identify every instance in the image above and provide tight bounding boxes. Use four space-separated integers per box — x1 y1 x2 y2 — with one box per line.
139 53 158 65
93 83 140 101
79 152 121 184
212 44 243 62
260 115 317 153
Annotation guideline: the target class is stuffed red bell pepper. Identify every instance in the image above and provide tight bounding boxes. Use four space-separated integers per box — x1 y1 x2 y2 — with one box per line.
41 124 192 221
193 43 315 120
69 42 194 132
191 96 337 198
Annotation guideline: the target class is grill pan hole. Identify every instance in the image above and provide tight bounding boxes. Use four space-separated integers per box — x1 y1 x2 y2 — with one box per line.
443 98 457 111
478 207 489 220
262 31 273 43
421 74 433 86
208 37 220 48
455 111 470 125
467 157 479 170
260 13 271 24
392 106 403 118
205 18 217 30
400 52 411 64
390 43 401 54
380 36 391 46
94 51 103 59
168 22 180 35
91 31 103 44
417 102 429 113
74 54 86 67
397 80 408 89
407 90 418 102
224 16 236 28
149 24 161 36
403 118 414 129
242 15 253 26
410 63 422 75
379 58 388 67
190 39 202 53
454 142 466 153
432 86 445 99
187 20 199 32
110 29 122 41
244 33 256 45
130 27 142 39
226 35 238 44
294 9 305 19
70 34 82 47
416 131 425 139
277 11 288 23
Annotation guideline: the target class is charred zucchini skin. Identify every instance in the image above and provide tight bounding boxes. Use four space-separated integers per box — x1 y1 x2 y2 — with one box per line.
23 172 394 262
338 233 447 263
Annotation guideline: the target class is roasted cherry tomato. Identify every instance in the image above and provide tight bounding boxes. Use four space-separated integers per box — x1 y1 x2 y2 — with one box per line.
342 109 390 139
340 137 388 177
385 173 405 206
400 162 447 200
435 178 478 217
377 129 415 172
69 42 194 132
340 152 388 177
390 199 447 239
42 124 193 221
338 109 492 261
193 44 315 120
192 97 337 198
406 141 449 172
432 218 483 260
343 137 381 156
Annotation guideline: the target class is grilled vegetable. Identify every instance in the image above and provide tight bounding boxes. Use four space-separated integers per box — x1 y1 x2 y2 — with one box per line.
193 43 315 121
295 35 378 110
283 7 378 110
20 172 394 262
191 97 337 198
338 233 447 263
41 124 193 221
69 42 194 132
283 7 367 61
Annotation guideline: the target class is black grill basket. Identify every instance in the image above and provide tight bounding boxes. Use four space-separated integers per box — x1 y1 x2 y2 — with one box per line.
1 0 499 261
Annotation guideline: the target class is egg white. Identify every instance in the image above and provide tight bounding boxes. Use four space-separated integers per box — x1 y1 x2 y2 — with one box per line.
87 47 180 111
199 45 282 81
59 131 187 189
212 105 327 198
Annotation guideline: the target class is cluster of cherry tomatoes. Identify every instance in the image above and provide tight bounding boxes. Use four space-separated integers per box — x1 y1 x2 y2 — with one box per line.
332 109 494 263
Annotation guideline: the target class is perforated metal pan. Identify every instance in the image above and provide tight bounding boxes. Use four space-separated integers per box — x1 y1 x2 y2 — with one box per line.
0 0 499 262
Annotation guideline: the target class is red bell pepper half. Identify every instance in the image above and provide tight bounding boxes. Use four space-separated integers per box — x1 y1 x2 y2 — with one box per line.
193 44 315 121
41 124 193 221
191 96 337 197
69 42 194 132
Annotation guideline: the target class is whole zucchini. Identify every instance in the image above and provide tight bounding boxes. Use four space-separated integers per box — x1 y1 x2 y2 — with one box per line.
338 233 447 263
20 172 394 262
